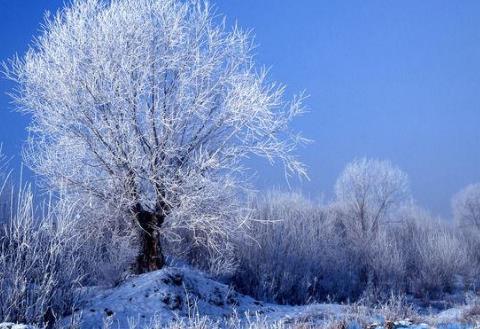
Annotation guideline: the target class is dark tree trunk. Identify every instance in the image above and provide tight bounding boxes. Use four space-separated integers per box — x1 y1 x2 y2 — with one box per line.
43 307 56 329
134 206 165 274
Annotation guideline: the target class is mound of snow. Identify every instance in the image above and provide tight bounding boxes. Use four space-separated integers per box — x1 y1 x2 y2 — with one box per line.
62 266 476 328
66 266 270 328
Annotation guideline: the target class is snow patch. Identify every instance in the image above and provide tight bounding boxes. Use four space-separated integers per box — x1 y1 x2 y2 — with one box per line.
66 266 268 328
0 324 36 329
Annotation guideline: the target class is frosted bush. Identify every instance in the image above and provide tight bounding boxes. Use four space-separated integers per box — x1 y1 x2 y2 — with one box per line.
233 190 477 305
0 170 135 326
0 185 83 325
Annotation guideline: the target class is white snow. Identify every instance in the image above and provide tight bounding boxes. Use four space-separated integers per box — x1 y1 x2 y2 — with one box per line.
66 266 270 328
0 324 35 329
64 265 362 328
4 266 478 328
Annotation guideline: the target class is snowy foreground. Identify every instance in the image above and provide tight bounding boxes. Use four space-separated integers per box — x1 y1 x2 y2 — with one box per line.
1 266 479 329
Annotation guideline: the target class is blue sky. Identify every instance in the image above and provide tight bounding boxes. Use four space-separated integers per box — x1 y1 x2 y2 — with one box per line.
1 1 479 218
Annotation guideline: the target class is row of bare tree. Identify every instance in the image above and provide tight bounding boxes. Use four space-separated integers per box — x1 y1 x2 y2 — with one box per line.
232 159 480 304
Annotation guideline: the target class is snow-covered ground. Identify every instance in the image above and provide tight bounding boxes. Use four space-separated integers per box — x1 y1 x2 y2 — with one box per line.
3 266 480 328
65 266 268 328
63 265 357 328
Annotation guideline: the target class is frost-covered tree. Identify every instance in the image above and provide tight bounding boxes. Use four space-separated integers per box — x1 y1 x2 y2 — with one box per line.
6 0 306 273
452 183 480 230
332 158 410 287
334 158 410 238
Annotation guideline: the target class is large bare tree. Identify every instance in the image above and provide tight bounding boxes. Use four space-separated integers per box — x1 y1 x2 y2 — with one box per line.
6 0 306 273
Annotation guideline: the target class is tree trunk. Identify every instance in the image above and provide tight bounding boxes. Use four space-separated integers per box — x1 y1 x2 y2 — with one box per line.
134 206 165 274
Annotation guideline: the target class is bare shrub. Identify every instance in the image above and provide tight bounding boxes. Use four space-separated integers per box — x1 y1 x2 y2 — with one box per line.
233 191 361 304
452 183 480 284
127 311 320 329
0 169 135 325
366 229 407 293
233 187 475 305
413 224 469 295
374 294 417 322
395 206 472 297
0 184 83 325
232 189 405 304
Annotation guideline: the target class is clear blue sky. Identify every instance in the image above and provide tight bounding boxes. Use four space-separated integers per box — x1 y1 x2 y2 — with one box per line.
1 1 480 218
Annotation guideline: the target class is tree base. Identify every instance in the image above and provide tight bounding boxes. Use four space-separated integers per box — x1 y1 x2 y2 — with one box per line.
134 208 166 274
